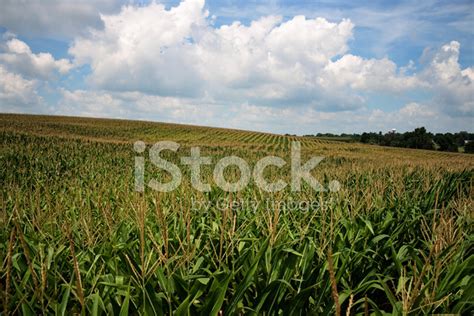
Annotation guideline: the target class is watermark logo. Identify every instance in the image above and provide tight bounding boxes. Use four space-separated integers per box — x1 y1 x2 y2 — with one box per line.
190 196 331 213
133 141 340 193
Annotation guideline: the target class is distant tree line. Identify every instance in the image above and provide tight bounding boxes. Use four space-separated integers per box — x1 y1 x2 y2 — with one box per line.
304 127 474 153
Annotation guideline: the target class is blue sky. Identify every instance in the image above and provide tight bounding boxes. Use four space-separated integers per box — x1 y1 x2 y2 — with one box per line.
0 0 473 134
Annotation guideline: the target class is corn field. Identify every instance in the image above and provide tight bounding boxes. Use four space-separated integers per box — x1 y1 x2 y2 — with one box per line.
1 114 473 315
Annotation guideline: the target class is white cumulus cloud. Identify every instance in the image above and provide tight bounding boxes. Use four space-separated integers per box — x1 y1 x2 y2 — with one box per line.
0 65 42 111
323 55 423 92
0 37 73 80
0 0 123 38
420 41 474 116
69 0 421 111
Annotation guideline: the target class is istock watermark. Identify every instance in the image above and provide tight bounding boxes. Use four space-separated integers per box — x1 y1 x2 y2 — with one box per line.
190 196 331 213
133 141 341 193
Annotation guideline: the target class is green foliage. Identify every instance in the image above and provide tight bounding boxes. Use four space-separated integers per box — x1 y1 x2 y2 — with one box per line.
465 141 474 154
360 127 474 153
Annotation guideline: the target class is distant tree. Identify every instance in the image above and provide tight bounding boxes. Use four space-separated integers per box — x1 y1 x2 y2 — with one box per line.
309 128 470 152
434 133 458 152
382 132 404 147
456 131 470 147
465 141 474 154
407 127 433 150
360 132 370 143
360 132 381 144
